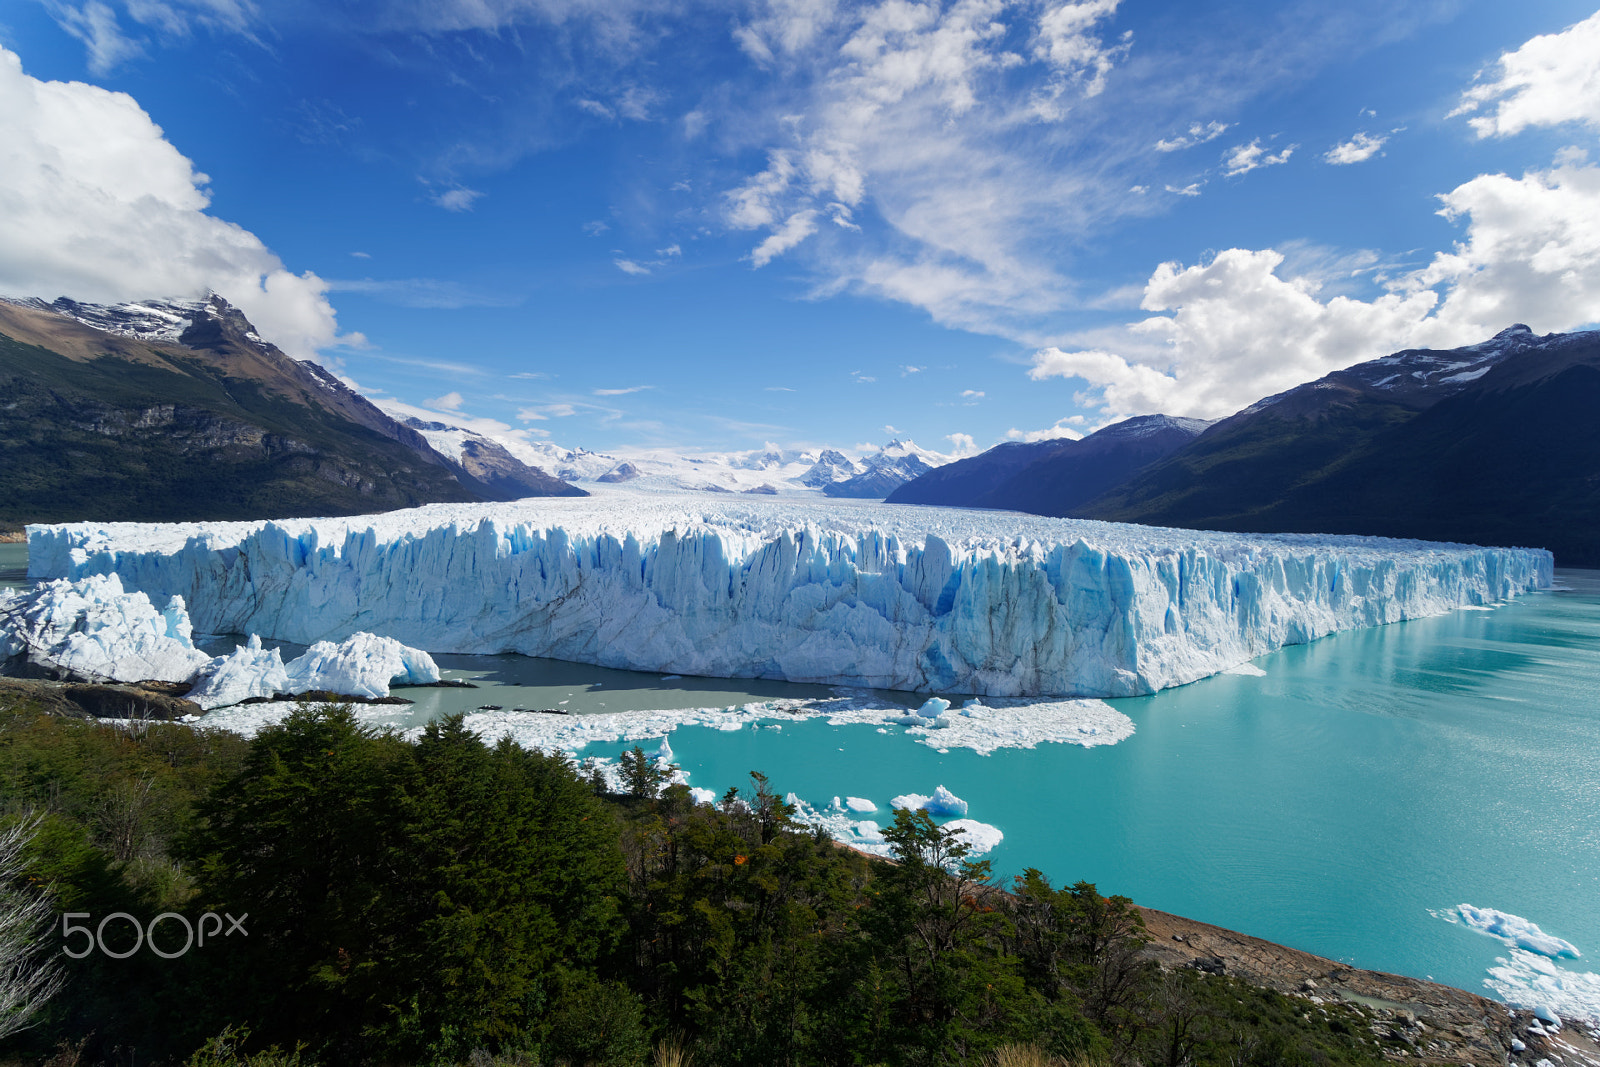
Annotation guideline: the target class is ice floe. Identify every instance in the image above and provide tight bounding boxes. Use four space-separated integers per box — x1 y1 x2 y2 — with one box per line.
1484 949 1600 1027
891 785 969 817
1449 905 1581 958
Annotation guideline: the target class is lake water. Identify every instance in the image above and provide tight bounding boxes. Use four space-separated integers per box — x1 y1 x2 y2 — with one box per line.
7 536 1597 1016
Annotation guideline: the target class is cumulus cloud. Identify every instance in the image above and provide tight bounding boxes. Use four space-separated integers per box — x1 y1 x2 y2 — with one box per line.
1452 10 1600 138
1028 157 1600 420
614 258 651 275
1154 120 1229 152
1006 419 1083 442
945 432 979 455
0 47 344 359
426 391 465 410
1223 138 1295 176
1324 131 1388 164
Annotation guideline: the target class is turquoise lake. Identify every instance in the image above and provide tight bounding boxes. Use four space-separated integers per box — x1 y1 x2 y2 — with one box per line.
6 539 1597 1012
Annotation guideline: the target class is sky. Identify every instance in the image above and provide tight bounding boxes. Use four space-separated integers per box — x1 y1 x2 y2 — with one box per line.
2 0 1600 459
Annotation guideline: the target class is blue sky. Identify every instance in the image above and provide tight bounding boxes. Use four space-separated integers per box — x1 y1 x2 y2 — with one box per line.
2 0 1599 456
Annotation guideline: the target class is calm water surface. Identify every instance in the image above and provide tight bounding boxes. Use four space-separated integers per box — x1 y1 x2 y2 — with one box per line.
9 537 1598 1006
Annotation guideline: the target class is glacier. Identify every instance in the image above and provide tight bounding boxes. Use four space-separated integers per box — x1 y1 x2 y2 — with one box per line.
26 493 1553 699
0 573 213 683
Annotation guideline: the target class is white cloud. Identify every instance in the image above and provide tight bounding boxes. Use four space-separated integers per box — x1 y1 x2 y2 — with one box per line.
426 391 465 411
1005 419 1083 442
656 243 681 257
1223 138 1295 176
764 385 795 391
723 0 1129 317
432 186 484 212
1452 10 1600 138
945 432 978 455
851 370 876 383
1324 131 1388 165
613 258 651 275
1028 157 1600 420
350 251 371 258
45 1 144 74
0 46 344 359
749 209 820 268
882 424 899 435
1165 182 1203 197
518 403 578 420
577 98 615 120
1154 120 1229 152
593 385 652 395
959 389 984 403
583 220 610 236
900 364 924 375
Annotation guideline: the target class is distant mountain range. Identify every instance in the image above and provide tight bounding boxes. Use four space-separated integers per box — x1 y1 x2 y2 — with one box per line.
0 295 582 530
890 325 1600 566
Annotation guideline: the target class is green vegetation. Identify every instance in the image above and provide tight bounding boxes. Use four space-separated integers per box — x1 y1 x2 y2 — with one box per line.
0 330 475 525
0 693 1391 1067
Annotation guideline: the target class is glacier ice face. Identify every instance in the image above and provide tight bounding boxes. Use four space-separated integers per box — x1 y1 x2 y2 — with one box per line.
0 573 213 683
26 494 1554 699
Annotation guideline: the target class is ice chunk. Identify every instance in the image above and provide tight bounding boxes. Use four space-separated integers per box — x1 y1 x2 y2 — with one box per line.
0 573 212 683
845 797 878 813
26 495 1553 699
688 787 717 806
915 697 951 718
186 635 288 710
1455 905 1581 958
943 819 1003 855
891 785 969 817
283 633 442 700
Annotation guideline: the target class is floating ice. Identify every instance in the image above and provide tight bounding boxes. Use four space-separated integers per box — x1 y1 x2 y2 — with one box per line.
891 785 969 817
1453 905 1581 958
283 633 442 700
845 797 878 813
26 494 1552 699
944 819 1003 854
688 786 717 805
186 635 288 709
1485 948 1600 1026
0 573 212 683
1222 663 1267 677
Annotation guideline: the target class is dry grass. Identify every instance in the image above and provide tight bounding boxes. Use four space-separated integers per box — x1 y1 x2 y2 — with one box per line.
653 1037 693 1067
984 1044 1110 1067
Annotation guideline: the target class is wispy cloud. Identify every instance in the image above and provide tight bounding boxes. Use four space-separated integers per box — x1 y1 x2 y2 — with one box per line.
1154 120 1230 152
1223 138 1295 176
432 186 485 212
326 277 521 309
593 385 653 395
614 258 651 276
1323 131 1391 165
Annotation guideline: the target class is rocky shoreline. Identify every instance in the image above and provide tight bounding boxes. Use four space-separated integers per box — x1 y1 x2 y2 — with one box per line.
1139 907 1600 1067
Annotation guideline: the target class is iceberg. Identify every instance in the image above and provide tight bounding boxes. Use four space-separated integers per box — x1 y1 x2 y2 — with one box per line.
281 633 441 700
27 494 1553 698
1454 905 1581 959
0 573 212 683
186 635 289 709
891 785 969 817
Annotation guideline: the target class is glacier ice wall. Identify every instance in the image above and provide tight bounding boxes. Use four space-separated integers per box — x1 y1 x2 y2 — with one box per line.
26 495 1554 698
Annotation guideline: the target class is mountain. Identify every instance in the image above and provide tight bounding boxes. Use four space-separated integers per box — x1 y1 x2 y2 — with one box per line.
886 415 1212 513
1082 325 1600 564
823 440 947 498
399 417 585 500
0 294 577 528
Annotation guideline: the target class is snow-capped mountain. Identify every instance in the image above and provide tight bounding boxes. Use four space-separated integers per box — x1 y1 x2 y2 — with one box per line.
0 293 584 527
399 418 584 500
374 402 954 498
